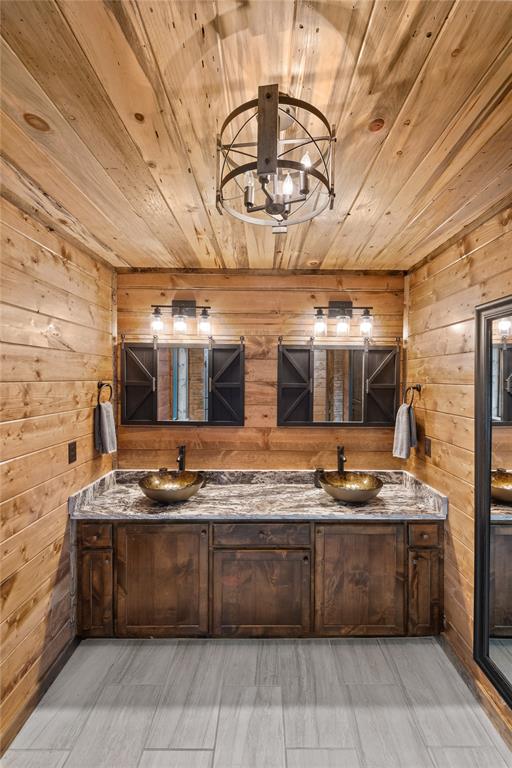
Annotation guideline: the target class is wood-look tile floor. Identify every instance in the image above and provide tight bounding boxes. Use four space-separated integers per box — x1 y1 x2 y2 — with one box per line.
3 638 511 768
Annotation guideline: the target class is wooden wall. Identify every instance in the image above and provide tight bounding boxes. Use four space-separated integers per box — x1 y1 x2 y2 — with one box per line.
0 199 114 750
116 271 405 470
405 205 512 734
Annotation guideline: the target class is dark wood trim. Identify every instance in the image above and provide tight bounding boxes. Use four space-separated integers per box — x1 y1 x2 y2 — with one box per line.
0 637 79 756
474 294 512 710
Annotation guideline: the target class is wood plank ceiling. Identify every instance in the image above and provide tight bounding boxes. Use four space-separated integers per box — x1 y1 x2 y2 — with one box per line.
1 0 511 271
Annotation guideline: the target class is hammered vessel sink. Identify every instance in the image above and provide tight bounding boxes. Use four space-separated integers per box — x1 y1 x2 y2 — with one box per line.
318 471 383 503
491 469 512 504
139 469 205 503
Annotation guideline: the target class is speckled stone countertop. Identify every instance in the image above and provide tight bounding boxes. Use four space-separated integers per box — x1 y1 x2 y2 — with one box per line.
491 502 512 521
69 470 448 522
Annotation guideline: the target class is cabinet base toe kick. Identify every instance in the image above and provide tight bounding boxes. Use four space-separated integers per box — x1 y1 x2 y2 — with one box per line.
77 521 443 639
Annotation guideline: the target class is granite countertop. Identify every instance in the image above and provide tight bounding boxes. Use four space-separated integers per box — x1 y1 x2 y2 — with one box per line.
491 502 512 522
69 470 448 522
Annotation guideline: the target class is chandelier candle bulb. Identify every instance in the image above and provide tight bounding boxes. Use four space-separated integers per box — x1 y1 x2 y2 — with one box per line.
282 173 294 197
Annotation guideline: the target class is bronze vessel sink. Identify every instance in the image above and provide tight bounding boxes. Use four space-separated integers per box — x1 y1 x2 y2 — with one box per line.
491 469 512 504
139 468 205 503
318 471 383 503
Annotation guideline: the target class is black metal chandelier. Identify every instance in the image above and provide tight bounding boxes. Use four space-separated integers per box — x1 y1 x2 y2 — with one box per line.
216 84 335 234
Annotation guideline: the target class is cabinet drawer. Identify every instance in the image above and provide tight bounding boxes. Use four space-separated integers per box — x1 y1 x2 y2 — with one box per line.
213 523 310 548
408 523 440 548
80 523 112 549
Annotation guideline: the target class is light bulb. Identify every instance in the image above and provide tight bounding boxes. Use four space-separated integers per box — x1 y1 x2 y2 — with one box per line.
336 315 350 336
151 309 164 332
199 309 211 335
282 173 294 196
173 314 187 334
498 318 511 336
360 310 373 337
314 310 327 336
301 151 312 168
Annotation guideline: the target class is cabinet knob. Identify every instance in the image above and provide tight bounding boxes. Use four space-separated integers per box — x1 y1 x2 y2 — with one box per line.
412 559 419 565
201 529 207 536
259 530 265 538
303 555 309 562
421 533 429 540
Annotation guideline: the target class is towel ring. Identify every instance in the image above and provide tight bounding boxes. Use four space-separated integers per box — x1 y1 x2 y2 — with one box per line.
97 381 113 404
404 384 421 406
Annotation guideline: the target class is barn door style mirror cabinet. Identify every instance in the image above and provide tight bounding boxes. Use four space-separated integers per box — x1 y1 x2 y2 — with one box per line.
121 340 245 426
277 343 400 426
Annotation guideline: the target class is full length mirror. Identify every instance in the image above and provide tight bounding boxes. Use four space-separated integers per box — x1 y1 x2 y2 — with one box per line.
278 345 399 426
121 341 244 426
475 297 512 709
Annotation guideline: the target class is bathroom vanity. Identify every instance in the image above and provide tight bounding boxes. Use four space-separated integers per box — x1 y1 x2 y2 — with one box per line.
70 471 446 640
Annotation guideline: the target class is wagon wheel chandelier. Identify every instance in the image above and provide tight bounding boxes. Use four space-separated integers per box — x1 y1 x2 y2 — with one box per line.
216 83 336 234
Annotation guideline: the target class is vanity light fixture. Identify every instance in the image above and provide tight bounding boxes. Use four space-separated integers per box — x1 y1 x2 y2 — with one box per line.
198 308 212 336
497 317 511 338
336 314 351 336
360 308 373 338
150 307 164 332
217 83 335 234
173 313 188 334
314 308 327 336
149 300 212 336
313 301 372 338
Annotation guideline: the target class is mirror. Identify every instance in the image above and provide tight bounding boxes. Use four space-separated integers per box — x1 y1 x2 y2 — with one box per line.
278 345 399 426
475 297 512 709
121 341 244 426
491 316 512 424
156 347 208 422
312 349 364 422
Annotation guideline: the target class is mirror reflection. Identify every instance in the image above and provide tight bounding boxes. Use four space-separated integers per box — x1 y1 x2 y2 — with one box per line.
156 346 209 422
312 348 364 423
489 315 512 683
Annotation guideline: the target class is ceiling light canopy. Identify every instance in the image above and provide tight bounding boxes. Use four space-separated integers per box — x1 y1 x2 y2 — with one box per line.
217 84 335 234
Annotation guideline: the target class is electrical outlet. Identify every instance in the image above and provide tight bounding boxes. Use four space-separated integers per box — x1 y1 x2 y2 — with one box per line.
424 437 432 458
68 441 77 464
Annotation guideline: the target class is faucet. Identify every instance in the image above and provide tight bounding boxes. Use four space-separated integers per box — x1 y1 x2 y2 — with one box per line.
177 445 186 472
337 445 346 474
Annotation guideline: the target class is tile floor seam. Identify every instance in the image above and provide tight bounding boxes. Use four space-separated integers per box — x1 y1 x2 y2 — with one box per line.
328 639 368 768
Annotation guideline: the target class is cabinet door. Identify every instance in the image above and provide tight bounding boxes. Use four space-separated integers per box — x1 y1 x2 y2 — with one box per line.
116 524 208 637
315 524 405 635
408 549 441 636
490 524 512 636
79 549 113 637
213 549 311 637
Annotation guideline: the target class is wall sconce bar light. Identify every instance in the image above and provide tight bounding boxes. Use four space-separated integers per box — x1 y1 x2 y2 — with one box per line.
150 300 212 335
313 301 373 339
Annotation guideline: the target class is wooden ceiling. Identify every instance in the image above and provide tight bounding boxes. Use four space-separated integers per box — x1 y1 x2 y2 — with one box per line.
1 0 511 271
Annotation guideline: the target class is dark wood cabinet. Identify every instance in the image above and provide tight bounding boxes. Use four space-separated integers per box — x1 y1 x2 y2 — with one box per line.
115 523 208 637
78 548 113 637
315 523 406 635
212 548 311 636
77 518 443 639
407 548 441 635
490 523 512 636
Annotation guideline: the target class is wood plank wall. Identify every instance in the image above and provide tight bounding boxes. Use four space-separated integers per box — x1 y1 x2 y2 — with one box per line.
405 205 512 734
0 199 114 750
116 271 405 470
